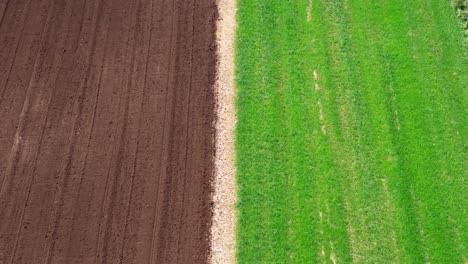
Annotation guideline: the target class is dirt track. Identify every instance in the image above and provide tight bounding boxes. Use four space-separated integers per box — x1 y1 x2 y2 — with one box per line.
0 0 216 263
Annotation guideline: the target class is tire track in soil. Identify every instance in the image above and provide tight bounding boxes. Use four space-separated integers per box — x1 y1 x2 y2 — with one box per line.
0 0 217 263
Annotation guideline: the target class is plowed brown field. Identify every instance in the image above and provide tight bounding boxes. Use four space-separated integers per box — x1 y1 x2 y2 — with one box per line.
0 0 216 263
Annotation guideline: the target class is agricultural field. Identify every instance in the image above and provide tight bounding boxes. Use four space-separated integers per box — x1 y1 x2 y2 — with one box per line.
0 0 466 263
235 0 467 263
0 0 217 263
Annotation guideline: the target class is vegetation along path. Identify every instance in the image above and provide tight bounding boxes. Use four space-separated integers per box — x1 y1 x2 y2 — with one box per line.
235 0 467 263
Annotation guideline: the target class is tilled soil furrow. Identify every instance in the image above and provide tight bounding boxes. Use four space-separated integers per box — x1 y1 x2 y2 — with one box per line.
0 0 216 263
0 0 50 196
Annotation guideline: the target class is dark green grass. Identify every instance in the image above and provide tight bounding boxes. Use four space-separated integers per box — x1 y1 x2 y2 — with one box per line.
451 0 468 44
235 0 467 263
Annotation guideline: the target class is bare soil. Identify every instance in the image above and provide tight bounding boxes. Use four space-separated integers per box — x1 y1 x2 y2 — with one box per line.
0 0 217 263
211 0 237 263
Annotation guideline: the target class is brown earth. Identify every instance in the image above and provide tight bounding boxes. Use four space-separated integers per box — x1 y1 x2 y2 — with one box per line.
0 0 217 263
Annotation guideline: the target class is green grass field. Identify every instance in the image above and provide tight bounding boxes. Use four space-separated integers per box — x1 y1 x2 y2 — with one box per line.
235 0 467 263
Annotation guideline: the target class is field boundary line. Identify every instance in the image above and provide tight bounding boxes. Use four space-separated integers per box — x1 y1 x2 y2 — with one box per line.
210 0 237 263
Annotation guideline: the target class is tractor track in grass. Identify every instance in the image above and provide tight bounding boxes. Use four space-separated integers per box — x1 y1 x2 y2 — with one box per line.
0 0 217 263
